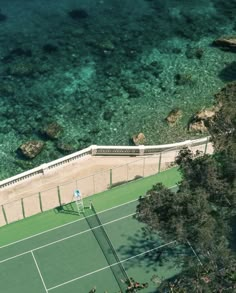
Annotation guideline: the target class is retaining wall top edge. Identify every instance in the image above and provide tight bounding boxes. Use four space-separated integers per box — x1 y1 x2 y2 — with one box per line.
0 137 209 187
46 146 92 167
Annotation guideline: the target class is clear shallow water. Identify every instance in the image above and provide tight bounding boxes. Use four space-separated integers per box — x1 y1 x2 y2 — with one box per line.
0 0 235 180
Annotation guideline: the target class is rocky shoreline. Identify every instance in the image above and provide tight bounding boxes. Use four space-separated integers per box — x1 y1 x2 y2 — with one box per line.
0 0 235 179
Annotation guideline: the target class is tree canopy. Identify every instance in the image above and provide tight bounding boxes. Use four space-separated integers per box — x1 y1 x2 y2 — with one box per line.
136 82 236 292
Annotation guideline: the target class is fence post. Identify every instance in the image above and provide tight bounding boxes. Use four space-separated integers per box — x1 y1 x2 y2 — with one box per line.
1 205 8 224
57 186 62 206
204 137 209 154
21 198 25 218
158 152 162 173
39 192 43 212
109 169 112 188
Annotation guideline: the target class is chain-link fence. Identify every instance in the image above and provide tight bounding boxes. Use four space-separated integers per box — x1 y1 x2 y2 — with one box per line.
0 141 211 226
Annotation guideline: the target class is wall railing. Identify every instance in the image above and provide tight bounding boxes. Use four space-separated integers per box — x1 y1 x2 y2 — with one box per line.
0 137 210 189
0 137 212 226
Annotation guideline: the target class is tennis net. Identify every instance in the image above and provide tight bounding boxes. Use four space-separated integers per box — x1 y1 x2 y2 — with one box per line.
85 204 130 292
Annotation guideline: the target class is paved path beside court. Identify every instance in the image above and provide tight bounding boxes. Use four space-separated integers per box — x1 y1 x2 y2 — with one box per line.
0 155 160 205
0 143 213 226
0 142 213 206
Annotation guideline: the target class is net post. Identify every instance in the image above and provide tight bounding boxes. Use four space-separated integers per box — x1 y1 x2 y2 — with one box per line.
1 205 8 224
204 137 208 154
39 192 43 212
21 198 25 218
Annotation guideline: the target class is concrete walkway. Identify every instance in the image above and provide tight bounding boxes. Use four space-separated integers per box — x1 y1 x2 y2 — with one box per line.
0 155 159 205
1 142 213 205
0 142 213 226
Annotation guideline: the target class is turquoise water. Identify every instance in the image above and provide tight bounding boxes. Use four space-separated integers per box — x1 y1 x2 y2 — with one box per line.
0 0 235 180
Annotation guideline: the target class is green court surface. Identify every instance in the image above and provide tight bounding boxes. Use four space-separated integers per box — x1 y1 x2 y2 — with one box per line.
0 167 181 247
0 199 195 293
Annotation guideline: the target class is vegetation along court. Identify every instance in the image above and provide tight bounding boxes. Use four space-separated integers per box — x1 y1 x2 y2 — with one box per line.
0 0 236 292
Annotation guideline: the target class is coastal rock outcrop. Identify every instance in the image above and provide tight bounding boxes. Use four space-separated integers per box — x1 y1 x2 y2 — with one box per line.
19 140 44 159
188 106 219 133
189 120 208 133
132 133 146 145
213 36 236 52
165 108 182 126
215 81 236 102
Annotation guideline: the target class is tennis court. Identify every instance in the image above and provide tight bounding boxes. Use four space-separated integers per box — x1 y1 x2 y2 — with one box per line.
0 199 195 293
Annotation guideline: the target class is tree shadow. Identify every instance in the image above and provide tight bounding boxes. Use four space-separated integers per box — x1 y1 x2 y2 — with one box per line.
116 223 190 274
229 215 236 252
109 175 143 189
218 61 236 82
54 202 79 215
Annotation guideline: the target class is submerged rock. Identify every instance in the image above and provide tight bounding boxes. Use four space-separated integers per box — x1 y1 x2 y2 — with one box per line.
68 9 88 20
42 44 58 54
6 61 35 77
175 73 192 86
0 81 16 96
185 46 204 59
41 122 63 140
19 141 44 159
0 10 7 22
56 142 74 154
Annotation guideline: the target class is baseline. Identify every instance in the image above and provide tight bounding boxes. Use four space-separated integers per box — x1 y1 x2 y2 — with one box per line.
47 240 177 291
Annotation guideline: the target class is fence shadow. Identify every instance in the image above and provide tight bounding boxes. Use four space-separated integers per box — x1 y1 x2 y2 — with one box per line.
54 203 79 215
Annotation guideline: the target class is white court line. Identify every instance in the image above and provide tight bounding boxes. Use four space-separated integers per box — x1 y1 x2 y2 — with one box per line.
31 251 48 293
48 240 177 291
0 185 177 250
0 199 138 249
0 250 31 264
186 239 203 266
0 213 135 264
